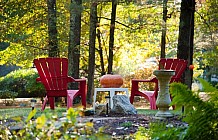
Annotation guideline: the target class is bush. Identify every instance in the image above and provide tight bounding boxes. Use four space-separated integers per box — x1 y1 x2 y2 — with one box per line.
0 90 18 99
0 90 18 105
123 64 157 91
0 68 45 98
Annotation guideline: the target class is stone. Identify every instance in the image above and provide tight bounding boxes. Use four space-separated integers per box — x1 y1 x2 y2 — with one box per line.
95 104 111 116
111 95 137 115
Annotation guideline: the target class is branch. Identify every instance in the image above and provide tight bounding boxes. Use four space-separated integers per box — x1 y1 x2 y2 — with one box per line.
98 16 133 29
25 43 49 50
195 10 214 44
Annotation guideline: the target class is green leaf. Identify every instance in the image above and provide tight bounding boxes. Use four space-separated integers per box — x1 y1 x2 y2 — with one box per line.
26 109 37 122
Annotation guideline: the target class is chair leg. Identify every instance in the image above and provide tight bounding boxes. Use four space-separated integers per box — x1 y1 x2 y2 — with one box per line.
81 94 86 109
129 94 134 104
48 97 55 110
172 105 176 110
150 97 157 110
41 96 48 111
67 93 73 109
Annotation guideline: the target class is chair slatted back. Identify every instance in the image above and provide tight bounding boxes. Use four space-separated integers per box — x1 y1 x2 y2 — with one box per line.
159 58 188 82
34 58 69 91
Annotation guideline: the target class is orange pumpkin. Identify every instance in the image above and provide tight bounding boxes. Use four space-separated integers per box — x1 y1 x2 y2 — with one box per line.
189 65 194 70
100 74 123 88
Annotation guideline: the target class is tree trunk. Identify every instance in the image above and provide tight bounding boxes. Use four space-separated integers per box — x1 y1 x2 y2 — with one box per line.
177 0 195 89
160 0 168 58
87 2 97 104
47 0 59 57
108 0 117 74
68 0 82 89
96 27 106 76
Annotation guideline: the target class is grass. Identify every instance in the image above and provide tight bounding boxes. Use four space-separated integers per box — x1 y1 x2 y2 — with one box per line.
0 107 182 120
137 109 158 115
0 107 67 120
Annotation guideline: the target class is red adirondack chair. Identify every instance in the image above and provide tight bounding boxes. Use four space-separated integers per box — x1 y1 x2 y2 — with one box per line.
130 58 188 110
33 57 87 111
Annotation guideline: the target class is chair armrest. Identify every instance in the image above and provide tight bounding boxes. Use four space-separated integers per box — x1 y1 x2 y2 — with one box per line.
132 77 157 83
74 78 87 93
67 76 86 88
36 77 42 82
131 77 158 94
67 76 86 83
74 78 87 82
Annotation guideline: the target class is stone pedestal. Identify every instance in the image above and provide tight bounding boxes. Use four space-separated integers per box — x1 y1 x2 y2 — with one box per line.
153 70 175 118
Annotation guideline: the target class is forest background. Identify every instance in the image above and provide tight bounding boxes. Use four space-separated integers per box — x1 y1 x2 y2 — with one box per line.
0 0 217 103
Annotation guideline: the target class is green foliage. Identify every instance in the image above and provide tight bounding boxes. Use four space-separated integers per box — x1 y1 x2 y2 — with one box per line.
0 90 18 106
0 90 18 99
1 0 217 88
197 78 218 108
169 82 218 140
139 122 187 140
134 127 150 140
0 68 45 98
195 0 218 73
198 77 217 92
0 1 178 77
0 108 66 120
120 121 132 128
0 108 110 139
0 0 48 67
136 82 218 140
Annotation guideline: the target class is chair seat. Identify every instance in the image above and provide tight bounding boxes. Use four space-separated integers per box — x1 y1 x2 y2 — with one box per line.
142 91 155 96
67 90 79 108
133 91 156 110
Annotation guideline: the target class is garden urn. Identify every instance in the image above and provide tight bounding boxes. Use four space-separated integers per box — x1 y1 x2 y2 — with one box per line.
153 70 175 118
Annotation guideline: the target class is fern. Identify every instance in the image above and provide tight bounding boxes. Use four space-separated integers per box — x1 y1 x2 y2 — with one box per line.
198 78 217 92
170 82 218 140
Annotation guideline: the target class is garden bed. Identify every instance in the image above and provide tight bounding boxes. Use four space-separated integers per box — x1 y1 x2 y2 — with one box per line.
77 113 187 137
0 98 187 138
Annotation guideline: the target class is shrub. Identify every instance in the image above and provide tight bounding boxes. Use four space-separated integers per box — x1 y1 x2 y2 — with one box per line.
0 90 18 105
0 68 45 98
0 90 18 99
123 64 157 90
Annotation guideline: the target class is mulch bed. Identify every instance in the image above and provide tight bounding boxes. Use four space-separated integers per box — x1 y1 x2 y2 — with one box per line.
89 113 187 136
0 99 188 137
